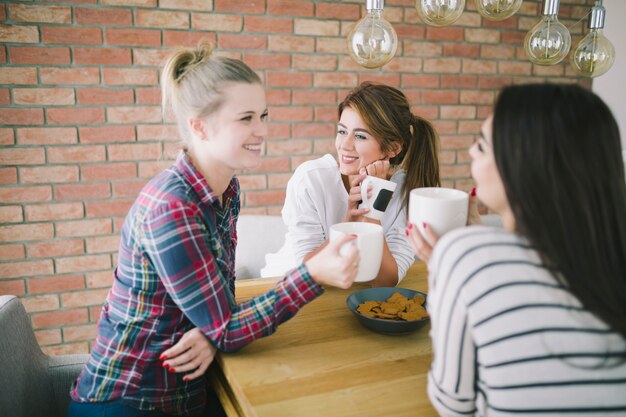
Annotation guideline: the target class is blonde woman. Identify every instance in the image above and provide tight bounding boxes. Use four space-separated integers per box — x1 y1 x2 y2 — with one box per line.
68 45 360 417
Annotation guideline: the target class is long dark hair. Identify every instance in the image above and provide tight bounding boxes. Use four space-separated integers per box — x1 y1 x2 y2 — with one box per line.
339 82 440 211
492 83 626 339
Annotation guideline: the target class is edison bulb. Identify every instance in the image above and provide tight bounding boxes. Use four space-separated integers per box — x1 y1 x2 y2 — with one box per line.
415 0 466 27
570 1 615 78
348 0 398 69
524 0 571 67
475 0 522 21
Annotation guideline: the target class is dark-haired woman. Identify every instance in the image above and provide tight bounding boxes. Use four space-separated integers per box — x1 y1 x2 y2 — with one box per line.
409 83 626 416
262 82 440 286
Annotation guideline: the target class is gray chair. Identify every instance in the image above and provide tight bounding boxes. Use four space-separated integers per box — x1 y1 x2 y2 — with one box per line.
235 215 287 279
0 295 88 417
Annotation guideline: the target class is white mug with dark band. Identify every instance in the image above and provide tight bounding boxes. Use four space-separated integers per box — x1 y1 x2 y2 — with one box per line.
359 176 397 220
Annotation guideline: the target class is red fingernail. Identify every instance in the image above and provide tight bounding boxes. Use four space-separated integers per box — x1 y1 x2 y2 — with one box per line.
405 229 409 236
470 187 476 197
408 223 412 229
159 354 167 361
351 233 357 237
422 222 427 229
169 367 175 373
183 376 189 382
162 362 168 368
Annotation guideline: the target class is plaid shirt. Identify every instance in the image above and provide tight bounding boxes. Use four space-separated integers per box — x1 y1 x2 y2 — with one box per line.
71 152 323 416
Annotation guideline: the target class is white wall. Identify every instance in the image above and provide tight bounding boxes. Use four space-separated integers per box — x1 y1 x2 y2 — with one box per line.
591 0 626 149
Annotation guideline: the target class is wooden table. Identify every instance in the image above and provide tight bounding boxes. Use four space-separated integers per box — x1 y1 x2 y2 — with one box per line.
209 262 437 417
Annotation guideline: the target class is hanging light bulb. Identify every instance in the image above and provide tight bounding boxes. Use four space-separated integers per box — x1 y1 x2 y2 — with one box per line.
415 0 465 27
347 0 398 69
524 0 571 65
570 1 615 78
475 0 522 21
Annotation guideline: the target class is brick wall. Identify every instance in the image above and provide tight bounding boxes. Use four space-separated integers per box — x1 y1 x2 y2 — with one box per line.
0 0 593 353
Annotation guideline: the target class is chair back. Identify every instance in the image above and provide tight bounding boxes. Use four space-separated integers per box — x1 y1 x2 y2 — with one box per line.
235 215 287 279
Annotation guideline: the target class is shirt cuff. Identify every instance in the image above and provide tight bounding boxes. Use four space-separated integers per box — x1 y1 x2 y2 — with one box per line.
279 263 324 307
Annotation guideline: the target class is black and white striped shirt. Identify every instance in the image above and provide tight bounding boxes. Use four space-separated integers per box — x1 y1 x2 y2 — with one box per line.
427 226 626 417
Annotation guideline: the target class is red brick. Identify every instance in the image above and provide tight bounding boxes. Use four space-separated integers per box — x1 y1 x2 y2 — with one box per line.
21 294 59 313
42 343 89 356
292 54 336 71
86 235 120 253
74 47 131 65
460 90 495 105
54 183 111 201
499 61 532 75
47 107 105 125
402 74 439 88
21 166 79 184
441 75 478 88
423 90 459 105
0 279 25 295
255 157 290 173
423 58 462 74
315 107 337 122
101 0 156 5
0 108 44 125
108 143 161 161
0 243 24 259
105 28 160 47
0 128 14 145
502 31 524 45
63 324 98 342
77 88 133 105
9 4 71 24
40 67 100 85
267 172 292 189
316 2 359 19
112 180 147 198
266 72 312 88
293 123 335 139
136 9 188 29
42 27 101 45
237 174 267 191
0 167 17 185
481 44 515 60
56 254 110 274
13 88 74 105
80 126 135 144
426 27 463 41
433 120 457 134
0 259 54 279
192 13 242 31
478 76 513 89
465 28 500 43
132 49 172 66
219 34 267 50
395 24 426 40
246 16 292 34
358 74 400 87
0 88 8 105
267 139 312 156
85 199 134 217
0 147 45 165
81 162 136 181
294 19 338 36
533 64 565 77
268 35 314 53
160 0 212 10
75 6 131 25
0 46 5 63
86 270 113 288
0 24 39 43
292 90 336 105
28 241 85 259
290 155 318 169
47 145 105 163
31 308 88 329
314 73 358 88
0 186 51 204
62 289 109 309
444 44 480 59
135 88 161 105
0 206 22 223
441 105 477 120
34 329 62 345
163 31 216 47
25 202 84 221
383 57 422 73
458 120 483 134
56 219 112 238
316 37 347 54
103 68 158 86
404 41 442 57
0 67 37 84
462 59 498 74
17 127 77 145
215 0 264 13
266 123 291 140
268 0 314 16
137 125 178 141
9 46 70 64
268 107 313 122
245 190 286 206
107 106 161 123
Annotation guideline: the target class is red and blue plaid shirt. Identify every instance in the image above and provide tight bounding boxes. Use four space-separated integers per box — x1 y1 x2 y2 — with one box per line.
71 152 323 416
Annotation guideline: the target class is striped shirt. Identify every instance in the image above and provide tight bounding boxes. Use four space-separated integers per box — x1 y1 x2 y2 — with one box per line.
70 152 323 416
427 226 626 417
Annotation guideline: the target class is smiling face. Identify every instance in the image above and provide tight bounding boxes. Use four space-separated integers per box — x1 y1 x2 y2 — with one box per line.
192 82 268 174
335 106 386 176
469 114 515 230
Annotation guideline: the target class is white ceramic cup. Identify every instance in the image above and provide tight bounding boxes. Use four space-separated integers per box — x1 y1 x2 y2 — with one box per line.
359 176 397 220
409 187 469 237
329 222 383 282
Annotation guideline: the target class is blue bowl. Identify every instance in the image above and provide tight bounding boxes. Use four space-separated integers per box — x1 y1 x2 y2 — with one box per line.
346 287 429 335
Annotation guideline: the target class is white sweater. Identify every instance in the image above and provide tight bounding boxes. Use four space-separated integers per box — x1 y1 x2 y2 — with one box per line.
261 154 415 281
427 225 626 416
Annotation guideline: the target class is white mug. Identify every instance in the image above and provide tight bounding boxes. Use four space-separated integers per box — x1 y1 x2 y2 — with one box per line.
409 187 468 237
329 222 383 282
359 176 397 220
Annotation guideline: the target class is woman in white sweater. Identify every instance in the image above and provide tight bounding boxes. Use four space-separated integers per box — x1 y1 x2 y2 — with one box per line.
408 83 626 416
262 82 440 286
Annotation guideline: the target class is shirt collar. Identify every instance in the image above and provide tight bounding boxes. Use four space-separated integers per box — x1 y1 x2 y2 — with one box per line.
175 151 238 207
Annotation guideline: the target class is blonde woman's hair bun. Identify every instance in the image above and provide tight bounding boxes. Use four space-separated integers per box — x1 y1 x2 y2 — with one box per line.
171 42 214 85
